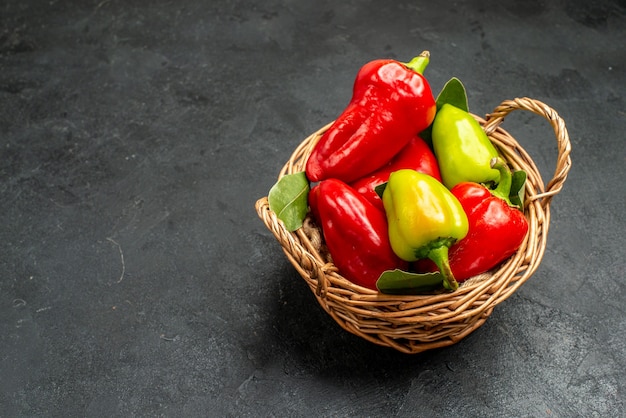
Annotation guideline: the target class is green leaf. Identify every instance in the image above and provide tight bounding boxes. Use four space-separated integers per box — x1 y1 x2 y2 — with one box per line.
374 182 387 199
419 123 433 145
509 169 527 210
376 269 444 295
268 172 310 231
436 77 469 112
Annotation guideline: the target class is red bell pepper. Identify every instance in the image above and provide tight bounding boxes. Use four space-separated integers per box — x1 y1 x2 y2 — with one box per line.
350 135 441 212
305 52 436 184
417 158 528 282
309 179 408 290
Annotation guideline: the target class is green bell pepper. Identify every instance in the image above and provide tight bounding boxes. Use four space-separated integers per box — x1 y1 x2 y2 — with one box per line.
432 103 501 189
382 169 469 291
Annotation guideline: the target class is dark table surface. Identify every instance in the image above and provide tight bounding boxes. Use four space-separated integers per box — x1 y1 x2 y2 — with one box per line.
2 1 625 416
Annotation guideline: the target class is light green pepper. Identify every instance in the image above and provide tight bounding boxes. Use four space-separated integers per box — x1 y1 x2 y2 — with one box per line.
432 103 500 189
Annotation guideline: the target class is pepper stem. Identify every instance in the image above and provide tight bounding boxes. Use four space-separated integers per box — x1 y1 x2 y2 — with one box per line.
404 51 430 75
490 157 514 206
428 245 459 291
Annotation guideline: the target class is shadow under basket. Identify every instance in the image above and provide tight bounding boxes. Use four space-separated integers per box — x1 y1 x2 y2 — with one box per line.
256 97 572 354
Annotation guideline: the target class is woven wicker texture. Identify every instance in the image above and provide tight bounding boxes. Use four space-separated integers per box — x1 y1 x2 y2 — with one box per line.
256 97 572 354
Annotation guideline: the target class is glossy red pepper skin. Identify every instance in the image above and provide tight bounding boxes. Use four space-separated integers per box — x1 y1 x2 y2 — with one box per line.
350 136 441 212
417 182 529 281
305 55 436 183
309 179 408 290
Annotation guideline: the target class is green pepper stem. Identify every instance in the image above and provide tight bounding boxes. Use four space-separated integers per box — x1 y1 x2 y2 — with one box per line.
404 51 430 75
490 157 514 205
428 245 458 291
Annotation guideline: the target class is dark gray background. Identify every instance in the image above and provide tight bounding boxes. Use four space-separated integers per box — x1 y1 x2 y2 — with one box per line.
1 0 625 416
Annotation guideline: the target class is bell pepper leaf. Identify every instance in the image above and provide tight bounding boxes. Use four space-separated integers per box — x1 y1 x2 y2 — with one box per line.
374 182 387 199
420 77 469 144
376 269 445 295
509 169 527 210
436 77 469 112
268 172 310 231
419 125 434 145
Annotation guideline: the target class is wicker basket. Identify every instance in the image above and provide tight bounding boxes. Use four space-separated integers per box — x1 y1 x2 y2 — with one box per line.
255 97 572 354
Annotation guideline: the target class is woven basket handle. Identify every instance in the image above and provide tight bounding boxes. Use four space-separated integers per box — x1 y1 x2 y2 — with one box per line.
482 97 572 208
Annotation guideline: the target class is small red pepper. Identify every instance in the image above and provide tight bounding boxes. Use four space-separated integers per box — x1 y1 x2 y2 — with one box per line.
309 179 408 290
350 135 441 212
305 52 436 183
417 158 529 282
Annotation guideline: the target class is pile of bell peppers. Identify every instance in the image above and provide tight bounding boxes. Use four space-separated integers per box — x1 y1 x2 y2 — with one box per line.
295 51 528 293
